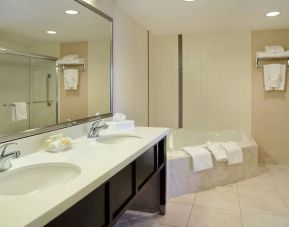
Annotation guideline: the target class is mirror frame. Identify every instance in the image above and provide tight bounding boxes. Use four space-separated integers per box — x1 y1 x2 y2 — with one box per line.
0 0 113 144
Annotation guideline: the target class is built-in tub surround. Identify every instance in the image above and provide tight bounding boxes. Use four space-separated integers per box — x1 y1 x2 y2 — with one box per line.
0 126 169 227
167 129 258 197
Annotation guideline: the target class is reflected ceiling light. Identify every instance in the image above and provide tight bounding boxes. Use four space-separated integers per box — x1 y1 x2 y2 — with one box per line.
266 11 280 17
65 10 79 15
46 30 57 35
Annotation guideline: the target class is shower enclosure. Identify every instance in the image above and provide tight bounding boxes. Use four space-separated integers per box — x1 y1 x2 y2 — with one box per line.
0 49 58 136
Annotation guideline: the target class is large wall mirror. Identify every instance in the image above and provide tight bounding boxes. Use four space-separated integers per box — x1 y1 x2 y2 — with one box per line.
0 0 113 141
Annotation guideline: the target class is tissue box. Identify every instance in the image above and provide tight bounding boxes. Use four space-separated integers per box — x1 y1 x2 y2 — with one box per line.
107 120 135 131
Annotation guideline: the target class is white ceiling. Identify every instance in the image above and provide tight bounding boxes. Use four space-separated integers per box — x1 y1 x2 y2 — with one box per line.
0 0 111 44
116 0 289 35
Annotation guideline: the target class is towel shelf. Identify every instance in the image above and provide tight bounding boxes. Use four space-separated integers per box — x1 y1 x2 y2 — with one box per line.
57 63 85 72
256 57 289 68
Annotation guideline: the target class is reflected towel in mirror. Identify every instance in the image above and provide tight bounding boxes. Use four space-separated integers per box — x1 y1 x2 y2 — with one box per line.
64 69 79 90
12 102 27 121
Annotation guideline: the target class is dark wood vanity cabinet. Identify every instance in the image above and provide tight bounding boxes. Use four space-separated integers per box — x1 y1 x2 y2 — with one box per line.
46 185 107 227
46 137 166 227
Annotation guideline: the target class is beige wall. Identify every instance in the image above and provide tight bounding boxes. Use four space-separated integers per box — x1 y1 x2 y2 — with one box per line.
183 32 252 133
149 34 179 128
252 29 289 161
59 42 88 122
88 39 111 116
113 7 149 126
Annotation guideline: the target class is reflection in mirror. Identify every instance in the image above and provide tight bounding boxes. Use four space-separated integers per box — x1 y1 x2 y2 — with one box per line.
0 0 112 137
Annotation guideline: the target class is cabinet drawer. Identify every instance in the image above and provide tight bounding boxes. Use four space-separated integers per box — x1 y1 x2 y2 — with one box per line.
136 146 156 190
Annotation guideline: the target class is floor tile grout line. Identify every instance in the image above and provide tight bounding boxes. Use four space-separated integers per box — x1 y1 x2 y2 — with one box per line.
185 193 197 227
236 182 244 227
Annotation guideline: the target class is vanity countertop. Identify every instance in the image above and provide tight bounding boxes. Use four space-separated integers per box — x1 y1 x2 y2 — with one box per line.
0 127 170 227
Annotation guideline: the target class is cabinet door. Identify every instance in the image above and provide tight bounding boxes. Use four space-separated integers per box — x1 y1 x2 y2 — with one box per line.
110 164 134 218
46 185 106 227
136 146 156 190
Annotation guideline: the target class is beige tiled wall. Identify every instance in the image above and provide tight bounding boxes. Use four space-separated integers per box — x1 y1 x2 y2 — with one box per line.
252 29 289 161
149 34 179 128
149 32 252 133
183 32 252 133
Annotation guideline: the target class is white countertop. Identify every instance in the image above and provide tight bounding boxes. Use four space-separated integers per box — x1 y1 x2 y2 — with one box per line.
0 127 170 227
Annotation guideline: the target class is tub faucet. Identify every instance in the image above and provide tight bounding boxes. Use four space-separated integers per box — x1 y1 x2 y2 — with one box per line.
88 119 109 138
0 142 21 172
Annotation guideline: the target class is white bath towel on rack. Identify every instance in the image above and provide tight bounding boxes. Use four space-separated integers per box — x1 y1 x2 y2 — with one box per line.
12 102 27 121
183 146 213 172
264 64 286 91
206 141 228 162
64 69 79 90
220 142 243 165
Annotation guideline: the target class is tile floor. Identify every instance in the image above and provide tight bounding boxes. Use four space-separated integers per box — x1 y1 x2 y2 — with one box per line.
114 161 289 227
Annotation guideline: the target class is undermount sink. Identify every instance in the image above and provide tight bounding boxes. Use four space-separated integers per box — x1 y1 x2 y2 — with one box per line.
0 163 81 196
95 134 142 145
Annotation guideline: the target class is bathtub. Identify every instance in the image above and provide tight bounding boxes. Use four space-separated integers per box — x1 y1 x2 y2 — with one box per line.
167 129 258 197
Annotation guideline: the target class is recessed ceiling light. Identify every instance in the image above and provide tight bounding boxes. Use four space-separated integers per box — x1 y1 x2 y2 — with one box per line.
65 9 79 15
184 0 196 2
46 30 57 35
266 11 280 17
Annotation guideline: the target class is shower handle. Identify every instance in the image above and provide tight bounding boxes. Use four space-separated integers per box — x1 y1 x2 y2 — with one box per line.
46 74 52 107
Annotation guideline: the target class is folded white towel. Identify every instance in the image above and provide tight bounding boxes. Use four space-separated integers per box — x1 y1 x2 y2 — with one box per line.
256 50 289 59
62 55 79 60
206 141 228 162
64 69 79 90
276 50 289 58
12 102 27 121
256 51 276 58
264 64 286 91
265 45 284 53
183 146 213 172
220 142 243 165
113 113 127 122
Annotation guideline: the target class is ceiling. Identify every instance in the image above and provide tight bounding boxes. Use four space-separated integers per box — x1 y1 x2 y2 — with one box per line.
116 0 289 35
0 0 112 44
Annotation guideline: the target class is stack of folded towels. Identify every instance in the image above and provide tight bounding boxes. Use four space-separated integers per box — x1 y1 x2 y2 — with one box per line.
183 141 243 172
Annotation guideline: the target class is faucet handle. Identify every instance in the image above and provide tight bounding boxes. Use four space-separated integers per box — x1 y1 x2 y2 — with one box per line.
0 142 18 157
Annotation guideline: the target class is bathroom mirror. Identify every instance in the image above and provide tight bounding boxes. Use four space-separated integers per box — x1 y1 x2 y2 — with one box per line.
0 0 113 141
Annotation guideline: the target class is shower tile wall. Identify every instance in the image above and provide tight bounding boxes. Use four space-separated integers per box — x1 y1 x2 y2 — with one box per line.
149 35 179 128
149 31 252 133
183 32 251 133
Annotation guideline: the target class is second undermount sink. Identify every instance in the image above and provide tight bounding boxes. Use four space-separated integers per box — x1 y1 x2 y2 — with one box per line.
95 134 142 145
0 163 81 196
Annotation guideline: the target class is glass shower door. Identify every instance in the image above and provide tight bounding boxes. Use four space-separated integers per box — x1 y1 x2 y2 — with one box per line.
29 58 57 129
0 54 30 136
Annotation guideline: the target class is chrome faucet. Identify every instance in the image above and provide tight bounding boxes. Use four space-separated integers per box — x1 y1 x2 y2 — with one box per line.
0 142 21 172
88 120 109 138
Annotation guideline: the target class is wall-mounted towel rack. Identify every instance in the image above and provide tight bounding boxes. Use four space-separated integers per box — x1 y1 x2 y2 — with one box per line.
256 55 289 68
57 63 85 72
2 100 54 107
